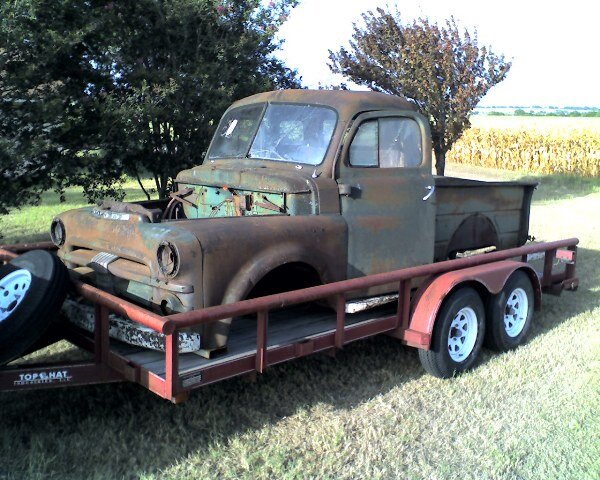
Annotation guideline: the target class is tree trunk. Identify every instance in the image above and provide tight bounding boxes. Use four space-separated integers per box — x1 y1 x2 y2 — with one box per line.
154 172 170 199
153 173 163 199
434 147 447 176
134 170 151 201
160 173 169 199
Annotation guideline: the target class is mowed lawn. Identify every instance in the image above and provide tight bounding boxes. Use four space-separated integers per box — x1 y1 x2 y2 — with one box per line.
0 163 599 479
0 179 153 244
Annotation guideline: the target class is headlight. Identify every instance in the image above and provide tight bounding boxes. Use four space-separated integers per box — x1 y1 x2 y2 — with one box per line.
50 218 65 247
157 241 179 277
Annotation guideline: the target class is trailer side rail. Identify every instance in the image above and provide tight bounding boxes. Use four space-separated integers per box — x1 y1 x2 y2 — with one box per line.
0 238 578 402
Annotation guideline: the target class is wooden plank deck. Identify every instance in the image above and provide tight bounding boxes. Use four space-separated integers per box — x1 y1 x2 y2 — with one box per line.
109 304 396 378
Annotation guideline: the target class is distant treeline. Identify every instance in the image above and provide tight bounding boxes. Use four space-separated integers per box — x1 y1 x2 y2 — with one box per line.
485 109 600 117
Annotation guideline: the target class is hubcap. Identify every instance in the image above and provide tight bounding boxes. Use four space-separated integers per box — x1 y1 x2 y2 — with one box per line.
447 307 478 362
0 269 32 322
504 287 528 337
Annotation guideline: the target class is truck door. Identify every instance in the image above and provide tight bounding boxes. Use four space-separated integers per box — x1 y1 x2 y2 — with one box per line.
336 111 436 294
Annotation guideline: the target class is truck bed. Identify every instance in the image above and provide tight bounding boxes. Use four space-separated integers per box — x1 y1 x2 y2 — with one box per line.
433 177 537 261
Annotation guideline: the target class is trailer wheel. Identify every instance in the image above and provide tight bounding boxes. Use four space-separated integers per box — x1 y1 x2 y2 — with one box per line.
0 250 69 365
418 287 485 378
485 270 534 351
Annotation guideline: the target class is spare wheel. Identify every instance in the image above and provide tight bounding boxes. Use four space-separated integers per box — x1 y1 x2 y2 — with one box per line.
0 250 69 365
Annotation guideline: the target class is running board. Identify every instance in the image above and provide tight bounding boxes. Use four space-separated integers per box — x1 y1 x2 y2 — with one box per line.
345 294 398 314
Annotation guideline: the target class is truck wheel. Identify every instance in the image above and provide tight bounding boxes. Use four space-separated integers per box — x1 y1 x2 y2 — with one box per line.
485 270 534 351
0 250 69 365
418 287 485 378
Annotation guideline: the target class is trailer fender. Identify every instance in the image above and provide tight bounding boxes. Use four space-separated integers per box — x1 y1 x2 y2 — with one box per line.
407 260 541 350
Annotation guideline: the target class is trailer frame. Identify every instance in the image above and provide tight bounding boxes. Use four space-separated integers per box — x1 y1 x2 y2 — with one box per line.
0 238 579 403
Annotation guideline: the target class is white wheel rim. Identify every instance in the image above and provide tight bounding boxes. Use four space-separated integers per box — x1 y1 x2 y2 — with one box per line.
0 269 32 323
447 307 478 362
504 287 528 337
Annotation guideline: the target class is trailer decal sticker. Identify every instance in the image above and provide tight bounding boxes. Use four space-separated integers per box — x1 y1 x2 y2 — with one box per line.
14 370 73 386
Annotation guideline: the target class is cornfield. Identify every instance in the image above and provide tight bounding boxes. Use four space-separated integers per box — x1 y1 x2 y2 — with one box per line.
447 127 600 177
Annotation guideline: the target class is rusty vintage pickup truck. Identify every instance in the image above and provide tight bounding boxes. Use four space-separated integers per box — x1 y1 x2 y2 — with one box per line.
51 90 536 354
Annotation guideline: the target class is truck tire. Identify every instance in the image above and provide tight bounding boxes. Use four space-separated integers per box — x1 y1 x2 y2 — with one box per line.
418 287 485 378
0 250 69 365
485 270 534 351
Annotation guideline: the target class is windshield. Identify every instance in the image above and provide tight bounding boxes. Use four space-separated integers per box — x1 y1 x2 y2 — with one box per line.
208 104 264 159
208 103 337 165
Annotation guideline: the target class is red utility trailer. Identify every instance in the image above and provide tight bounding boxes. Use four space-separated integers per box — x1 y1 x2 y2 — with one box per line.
0 238 579 403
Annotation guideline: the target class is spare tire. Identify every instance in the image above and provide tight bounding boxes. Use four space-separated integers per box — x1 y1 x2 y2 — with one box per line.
0 250 69 365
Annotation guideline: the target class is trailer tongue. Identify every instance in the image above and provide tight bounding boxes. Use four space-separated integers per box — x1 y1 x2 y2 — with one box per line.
0 238 578 403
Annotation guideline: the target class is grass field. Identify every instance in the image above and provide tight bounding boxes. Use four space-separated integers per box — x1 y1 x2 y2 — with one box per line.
0 179 152 244
0 163 599 479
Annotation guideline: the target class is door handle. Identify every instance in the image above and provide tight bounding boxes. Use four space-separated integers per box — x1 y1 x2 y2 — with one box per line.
338 183 352 196
422 185 435 201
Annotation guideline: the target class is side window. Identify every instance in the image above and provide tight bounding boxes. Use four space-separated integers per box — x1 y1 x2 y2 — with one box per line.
349 120 378 166
349 117 422 168
379 118 422 168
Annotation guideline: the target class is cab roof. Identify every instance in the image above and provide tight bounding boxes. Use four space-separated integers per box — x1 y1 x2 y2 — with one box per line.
231 89 416 121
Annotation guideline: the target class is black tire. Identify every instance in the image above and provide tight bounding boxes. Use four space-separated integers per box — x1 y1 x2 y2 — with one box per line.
485 270 534 351
418 287 485 378
0 250 69 365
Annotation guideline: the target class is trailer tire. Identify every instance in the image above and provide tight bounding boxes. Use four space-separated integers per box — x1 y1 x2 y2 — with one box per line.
418 287 485 378
0 250 69 365
485 270 534 351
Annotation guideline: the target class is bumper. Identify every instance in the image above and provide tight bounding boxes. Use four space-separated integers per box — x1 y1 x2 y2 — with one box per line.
63 299 201 353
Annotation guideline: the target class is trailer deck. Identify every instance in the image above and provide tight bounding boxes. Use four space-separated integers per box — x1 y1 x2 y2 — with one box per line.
0 238 579 402
89 303 395 379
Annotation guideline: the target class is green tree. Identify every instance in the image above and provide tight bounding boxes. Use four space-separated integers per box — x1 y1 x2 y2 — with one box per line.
0 0 299 211
0 1 118 211
0 138 51 215
328 8 511 175
96 0 300 200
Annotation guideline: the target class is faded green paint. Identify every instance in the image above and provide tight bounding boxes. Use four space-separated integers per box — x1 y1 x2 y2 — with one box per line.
54 90 537 352
180 184 288 218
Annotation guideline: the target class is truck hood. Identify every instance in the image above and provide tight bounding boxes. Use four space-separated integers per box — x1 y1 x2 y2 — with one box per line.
56 207 202 278
175 164 312 194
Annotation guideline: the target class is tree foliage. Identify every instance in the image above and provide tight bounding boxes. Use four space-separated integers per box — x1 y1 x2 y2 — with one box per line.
98 0 299 199
0 0 299 211
0 0 114 211
328 8 511 175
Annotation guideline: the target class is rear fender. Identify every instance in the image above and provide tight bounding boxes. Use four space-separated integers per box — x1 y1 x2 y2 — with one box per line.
402 260 541 350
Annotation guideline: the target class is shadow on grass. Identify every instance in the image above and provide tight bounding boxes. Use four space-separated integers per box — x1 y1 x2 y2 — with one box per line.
0 247 597 479
522 173 599 203
0 232 51 245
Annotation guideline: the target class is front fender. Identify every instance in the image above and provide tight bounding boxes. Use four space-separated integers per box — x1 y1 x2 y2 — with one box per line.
184 214 348 350
221 242 332 305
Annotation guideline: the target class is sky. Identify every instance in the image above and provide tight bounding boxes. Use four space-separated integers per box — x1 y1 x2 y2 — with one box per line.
276 0 600 107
